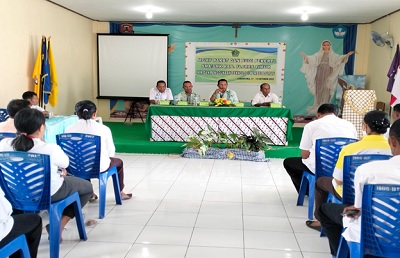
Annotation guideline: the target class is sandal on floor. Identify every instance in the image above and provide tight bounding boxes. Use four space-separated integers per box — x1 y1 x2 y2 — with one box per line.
306 220 321 232
89 193 98 202
121 193 133 200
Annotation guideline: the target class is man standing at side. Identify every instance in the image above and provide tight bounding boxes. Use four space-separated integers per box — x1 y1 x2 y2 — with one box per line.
175 81 200 105
318 119 400 257
283 104 357 192
149 80 173 104
252 83 280 107
209 79 238 103
0 99 30 133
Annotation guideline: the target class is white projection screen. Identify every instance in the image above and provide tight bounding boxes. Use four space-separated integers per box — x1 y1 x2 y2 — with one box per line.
97 34 168 99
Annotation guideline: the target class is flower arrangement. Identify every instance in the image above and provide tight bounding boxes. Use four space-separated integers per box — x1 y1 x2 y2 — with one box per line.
213 98 235 107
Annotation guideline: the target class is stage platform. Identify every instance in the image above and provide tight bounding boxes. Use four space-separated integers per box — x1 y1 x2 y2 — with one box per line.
106 122 302 159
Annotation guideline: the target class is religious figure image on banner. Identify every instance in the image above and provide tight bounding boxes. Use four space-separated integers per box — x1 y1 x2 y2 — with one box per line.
300 40 354 115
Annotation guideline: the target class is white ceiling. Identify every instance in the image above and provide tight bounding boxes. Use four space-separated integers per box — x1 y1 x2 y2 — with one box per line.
48 0 399 24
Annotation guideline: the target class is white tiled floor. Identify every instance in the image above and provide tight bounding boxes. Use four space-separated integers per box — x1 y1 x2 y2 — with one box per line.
37 154 331 258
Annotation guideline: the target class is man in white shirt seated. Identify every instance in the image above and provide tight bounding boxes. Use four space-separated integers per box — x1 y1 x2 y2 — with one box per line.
251 83 280 107
318 119 400 257
0 99 30 133
22 91 49 115
149 80 173 104
175 81 200 105
209 79 238 104
283 104 358 193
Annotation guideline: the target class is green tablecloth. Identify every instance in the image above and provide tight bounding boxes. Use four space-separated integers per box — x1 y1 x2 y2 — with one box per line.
145 105 294 141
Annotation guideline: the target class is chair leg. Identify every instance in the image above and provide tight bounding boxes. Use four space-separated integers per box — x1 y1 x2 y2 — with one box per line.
0 234 30 258
307 181 315 220
336 236 349 258
297 175 308 206
72 197 88 240
98 173 108 219
110 171 122 205
49 206 62 258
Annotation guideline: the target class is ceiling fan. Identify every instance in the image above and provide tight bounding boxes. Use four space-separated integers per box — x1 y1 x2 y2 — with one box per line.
370 31 394 48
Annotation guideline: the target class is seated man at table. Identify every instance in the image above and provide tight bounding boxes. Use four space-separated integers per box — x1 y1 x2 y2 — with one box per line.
209 79 238 103
0 99 30 133
252 83 280 107
149 80 173 104
283 104 357 193
22 91 49 115
175 81 200 105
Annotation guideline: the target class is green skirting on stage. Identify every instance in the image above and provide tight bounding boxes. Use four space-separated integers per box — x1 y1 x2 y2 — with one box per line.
105 122 302 159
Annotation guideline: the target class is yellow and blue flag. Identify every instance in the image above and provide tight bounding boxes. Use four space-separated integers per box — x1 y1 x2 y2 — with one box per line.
48 38 58 106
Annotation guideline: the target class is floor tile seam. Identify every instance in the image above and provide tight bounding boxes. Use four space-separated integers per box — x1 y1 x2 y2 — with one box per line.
185 159 216 257
130 160 188 247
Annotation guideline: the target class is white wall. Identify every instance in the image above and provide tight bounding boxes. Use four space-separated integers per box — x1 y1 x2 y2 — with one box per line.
1 0 93 115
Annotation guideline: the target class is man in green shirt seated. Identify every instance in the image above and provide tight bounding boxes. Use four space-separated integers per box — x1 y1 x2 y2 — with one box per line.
175 81 200 105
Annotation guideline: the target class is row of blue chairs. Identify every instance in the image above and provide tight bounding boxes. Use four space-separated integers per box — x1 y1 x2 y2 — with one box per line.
295 137 398 257
0 133 122 258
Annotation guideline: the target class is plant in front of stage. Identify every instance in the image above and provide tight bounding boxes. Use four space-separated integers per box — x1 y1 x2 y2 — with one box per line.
182 126 271 161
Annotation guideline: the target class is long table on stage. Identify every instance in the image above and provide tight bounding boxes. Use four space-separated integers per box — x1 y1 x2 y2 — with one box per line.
145 106 294 146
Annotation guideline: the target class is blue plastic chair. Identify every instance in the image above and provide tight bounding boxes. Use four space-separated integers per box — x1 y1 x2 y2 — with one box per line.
0 151 87 258
56 133 122 219
348 184 400 257
0 132 16 141
0 109 8 122
342 154 392 205
297 137 357 220
0 234 30 258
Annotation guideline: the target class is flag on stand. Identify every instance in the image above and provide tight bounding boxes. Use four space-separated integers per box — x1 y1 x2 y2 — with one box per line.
48 38 58 106
387 44 400 106
32 36 45 97
41 37 51 105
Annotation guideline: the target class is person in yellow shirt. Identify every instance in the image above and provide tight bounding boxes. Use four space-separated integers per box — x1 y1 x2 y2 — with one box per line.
306 110 391 231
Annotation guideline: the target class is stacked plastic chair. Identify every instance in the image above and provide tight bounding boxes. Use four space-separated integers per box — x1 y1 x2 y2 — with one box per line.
347 184 400 257
0 109 8 122
297 137 357 220
0 234 30 258
56 133 122 219
0 151 87 258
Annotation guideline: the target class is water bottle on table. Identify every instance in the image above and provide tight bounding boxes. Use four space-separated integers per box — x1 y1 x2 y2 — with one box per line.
193 96 198 106
155 92 160 105
174 95 179 105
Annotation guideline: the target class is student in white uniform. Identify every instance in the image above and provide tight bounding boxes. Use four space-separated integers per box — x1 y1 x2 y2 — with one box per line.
0 187 42 258
65 100 133 200
0 109 93 242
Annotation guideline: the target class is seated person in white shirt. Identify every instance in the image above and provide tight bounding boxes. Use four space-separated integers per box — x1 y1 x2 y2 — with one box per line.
209 79 238 103
149 80 173 104
318 119 400 257
251 83 280 107
0 187 42 258
175 81 200 104
0 99 30 133
22 91 49 115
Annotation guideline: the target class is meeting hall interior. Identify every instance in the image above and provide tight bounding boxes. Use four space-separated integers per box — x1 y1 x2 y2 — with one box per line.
1 0 400 257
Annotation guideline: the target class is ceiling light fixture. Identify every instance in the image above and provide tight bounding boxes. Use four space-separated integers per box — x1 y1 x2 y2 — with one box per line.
301 11 309 21
146 11 153 19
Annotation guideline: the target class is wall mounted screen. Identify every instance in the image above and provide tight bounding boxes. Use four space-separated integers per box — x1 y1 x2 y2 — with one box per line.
97 34 168 99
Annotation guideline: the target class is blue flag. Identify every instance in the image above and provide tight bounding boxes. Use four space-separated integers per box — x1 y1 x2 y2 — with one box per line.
41 37 51 104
